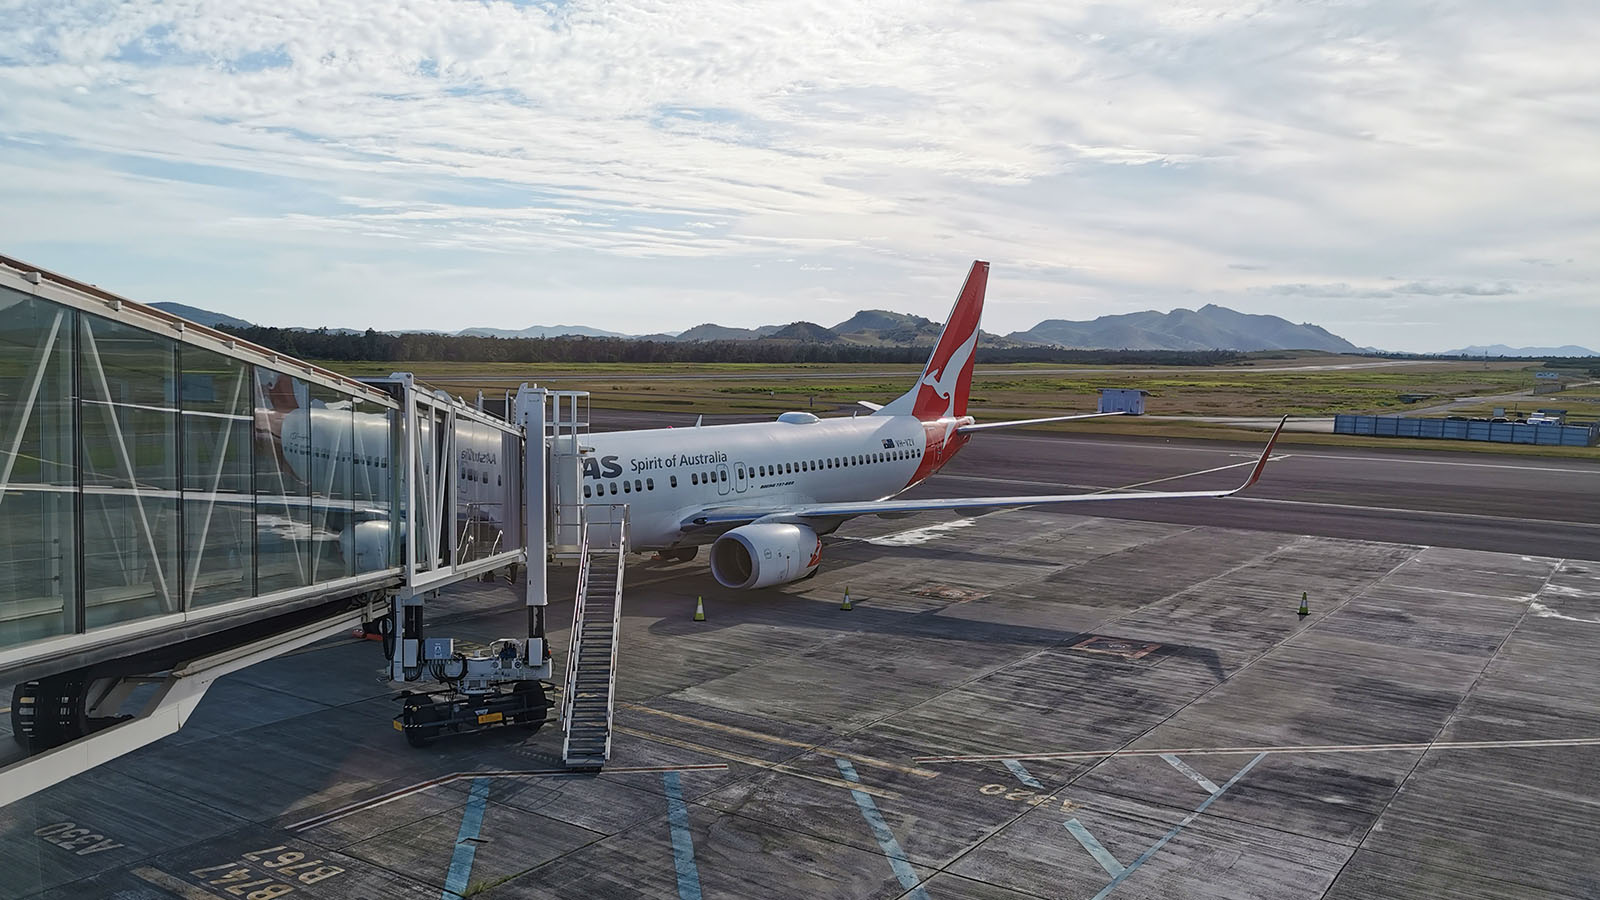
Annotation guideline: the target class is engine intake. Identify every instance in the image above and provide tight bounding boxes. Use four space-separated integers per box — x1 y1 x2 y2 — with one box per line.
709 523 822 590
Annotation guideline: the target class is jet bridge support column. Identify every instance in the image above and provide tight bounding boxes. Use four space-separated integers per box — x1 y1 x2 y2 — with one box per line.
518 384 551 674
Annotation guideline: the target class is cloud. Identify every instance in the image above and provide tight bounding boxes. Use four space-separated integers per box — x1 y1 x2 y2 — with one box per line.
0 0 1596 351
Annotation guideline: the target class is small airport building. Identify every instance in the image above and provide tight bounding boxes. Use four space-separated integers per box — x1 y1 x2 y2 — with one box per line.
1098 387 1148 415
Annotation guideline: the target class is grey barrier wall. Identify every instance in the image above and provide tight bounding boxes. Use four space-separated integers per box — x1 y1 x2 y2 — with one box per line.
1334 414 1599 447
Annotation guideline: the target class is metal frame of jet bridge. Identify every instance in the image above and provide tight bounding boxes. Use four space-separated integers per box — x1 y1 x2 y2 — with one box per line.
0 254 547 804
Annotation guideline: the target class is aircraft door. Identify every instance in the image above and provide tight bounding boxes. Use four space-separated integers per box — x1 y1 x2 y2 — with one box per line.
734 462 748 493
716 463 731 496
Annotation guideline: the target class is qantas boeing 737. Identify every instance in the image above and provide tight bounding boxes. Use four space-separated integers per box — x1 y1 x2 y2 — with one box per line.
275 261 1283 587
572 260 1286 590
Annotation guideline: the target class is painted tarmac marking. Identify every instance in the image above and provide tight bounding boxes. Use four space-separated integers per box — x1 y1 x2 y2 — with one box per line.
662 771 704 900
285 764 728 833
33 821 125 855
916 735 1600 764
834 759 930 900
1002 758 1043 789
1091 753 1266 900
617 726 899 799
1159 754 1220 794
1235 496 1600 530
441 777 491 900
619 702 939 778
1063 819 1124 877
132 866 224 900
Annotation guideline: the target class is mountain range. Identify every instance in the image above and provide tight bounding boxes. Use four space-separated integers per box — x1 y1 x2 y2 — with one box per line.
1442 344 1598 357
152 300 1369 352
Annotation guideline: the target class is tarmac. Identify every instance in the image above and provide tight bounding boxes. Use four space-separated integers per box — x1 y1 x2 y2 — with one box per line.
4 482 1600 898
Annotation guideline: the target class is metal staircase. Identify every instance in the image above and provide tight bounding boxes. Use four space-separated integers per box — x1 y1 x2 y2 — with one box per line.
561 505 627 768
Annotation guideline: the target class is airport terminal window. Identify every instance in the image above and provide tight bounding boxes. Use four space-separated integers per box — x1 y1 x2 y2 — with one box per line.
0 291 79 647
255 368 313 595
308 383 355 582
181 345 255 607
79 313 181 629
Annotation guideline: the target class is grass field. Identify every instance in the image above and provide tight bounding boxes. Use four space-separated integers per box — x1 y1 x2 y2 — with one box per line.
310 356 1599 458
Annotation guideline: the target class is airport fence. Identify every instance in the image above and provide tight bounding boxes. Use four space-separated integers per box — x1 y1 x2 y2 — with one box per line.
1334 415 1599 447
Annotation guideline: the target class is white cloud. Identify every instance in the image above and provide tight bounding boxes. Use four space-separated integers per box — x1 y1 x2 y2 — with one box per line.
0 0 1596 350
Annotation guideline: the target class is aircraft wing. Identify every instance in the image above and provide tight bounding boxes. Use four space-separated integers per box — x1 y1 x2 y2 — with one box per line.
957 411 1126 432
682 416 1287 531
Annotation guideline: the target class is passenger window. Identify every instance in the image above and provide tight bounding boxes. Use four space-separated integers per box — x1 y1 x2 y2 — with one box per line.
623 480 631 493
609 482 618 495
691 473 699 485
721 470 727 482
635 479 642 492
584 484 592 498
647 478 654 490
670 475 678 488
737 466 744 478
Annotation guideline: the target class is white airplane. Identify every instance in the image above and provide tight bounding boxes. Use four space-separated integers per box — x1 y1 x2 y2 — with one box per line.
268 261 1283 585
576 260 1287 589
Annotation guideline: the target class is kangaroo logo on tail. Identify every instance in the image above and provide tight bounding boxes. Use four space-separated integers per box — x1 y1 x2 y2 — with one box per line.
875 260 988 421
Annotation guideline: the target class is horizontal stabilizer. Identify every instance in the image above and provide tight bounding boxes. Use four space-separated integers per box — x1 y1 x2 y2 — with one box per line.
857 400 884 411
958 411 1127 433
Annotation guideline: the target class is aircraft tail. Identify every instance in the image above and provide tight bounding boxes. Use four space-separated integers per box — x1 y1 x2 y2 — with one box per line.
874 260 988 421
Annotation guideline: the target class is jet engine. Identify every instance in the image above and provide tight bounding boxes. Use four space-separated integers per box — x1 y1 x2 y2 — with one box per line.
709 523 822 590
341 519 393 572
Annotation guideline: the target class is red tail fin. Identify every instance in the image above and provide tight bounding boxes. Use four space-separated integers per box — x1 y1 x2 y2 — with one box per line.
875 260 987 421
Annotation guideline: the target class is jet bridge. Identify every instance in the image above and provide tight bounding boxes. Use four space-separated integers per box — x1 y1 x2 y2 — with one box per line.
0 255 626 805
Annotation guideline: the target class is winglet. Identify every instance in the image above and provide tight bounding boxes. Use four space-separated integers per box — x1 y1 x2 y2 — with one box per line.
1229 415 1288 495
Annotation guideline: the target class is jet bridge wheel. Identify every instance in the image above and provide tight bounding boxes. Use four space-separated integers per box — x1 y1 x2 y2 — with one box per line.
400 696 442 748
512 681 551 732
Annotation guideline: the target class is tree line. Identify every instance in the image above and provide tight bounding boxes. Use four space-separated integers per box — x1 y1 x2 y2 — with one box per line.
216 325 1247 367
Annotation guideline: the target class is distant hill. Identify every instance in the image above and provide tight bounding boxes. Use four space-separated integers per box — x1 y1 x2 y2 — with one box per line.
764 321 838 342
150 302 253 329
457 324 633 339
1009 304 1359 352
1443 344 1598 357
673 323 780 342
155 300 1361 354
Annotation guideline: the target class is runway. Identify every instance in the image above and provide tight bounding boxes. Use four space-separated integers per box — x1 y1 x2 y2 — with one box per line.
589 410 1600 561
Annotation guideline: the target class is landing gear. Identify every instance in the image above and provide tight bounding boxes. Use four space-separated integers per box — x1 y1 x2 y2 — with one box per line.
658 546 698 564
394 681 551 747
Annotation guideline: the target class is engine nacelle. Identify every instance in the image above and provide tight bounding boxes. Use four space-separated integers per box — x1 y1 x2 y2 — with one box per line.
342 520 393 572
709 523 822 590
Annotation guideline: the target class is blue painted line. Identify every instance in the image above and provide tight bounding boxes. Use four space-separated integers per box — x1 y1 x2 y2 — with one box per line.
1159 753 1220 794
1090 752 1267 900
1064 818 1125 877
834 758 931 900
1003 758 1044 789
662 771 704 900
441 777 492 900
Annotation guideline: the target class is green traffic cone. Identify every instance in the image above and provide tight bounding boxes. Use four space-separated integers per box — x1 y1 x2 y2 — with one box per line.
694 596 706 622
1297 591 1309 617
840 588 853 611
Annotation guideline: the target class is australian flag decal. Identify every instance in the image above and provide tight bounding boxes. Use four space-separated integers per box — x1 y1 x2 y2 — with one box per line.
882 439 896 449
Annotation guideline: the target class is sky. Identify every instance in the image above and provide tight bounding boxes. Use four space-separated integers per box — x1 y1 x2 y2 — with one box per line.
1 1 1596 353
